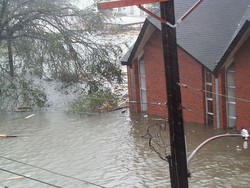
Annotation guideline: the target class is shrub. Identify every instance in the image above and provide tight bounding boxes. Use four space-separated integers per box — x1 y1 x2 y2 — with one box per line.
0 74 47 111
68 88 118 113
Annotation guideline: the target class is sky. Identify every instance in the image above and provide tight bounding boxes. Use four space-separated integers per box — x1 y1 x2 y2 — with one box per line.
74 0 95 9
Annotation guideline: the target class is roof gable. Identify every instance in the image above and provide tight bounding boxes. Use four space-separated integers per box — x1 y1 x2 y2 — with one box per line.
121 19 157 66
122 0 250 71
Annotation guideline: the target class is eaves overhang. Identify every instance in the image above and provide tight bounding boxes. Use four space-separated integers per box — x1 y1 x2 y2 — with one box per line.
121 18 157 67
213 20 250 74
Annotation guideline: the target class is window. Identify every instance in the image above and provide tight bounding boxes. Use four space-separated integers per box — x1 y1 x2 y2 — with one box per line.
139 57 147 112
226 63 236 128
205 69 213 125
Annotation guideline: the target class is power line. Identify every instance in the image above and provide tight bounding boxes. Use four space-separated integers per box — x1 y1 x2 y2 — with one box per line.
3 79 250 117
178 82 250 104
0 167 61 188
0 155 107 188
2 92 249 127
51 81 250 113
182 104 239 130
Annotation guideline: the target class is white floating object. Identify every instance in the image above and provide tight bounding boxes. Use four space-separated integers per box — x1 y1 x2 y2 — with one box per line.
241 128 249 140
243 141 248 149
5 175 31 181
25 114 35 119
236 145 242 151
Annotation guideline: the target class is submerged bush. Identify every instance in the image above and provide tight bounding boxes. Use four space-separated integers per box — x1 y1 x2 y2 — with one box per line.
68 88 119 113
0 73 47 111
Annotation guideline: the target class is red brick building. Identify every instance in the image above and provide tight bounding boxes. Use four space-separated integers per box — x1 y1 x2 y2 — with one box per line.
121 0 250 130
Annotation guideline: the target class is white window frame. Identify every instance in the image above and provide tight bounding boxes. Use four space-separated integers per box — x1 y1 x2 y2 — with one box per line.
226 62 236 129
139 56 147 112
204 69 213 125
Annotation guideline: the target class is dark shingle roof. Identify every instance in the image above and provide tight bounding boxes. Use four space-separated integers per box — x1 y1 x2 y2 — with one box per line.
122 0 250 71
121 45 133 65
214 19 250 73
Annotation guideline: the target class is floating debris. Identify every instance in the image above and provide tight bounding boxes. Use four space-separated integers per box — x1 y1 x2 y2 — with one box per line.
15 106 32 112
236 145 242 151
4 175 31 181
0 134 17 138
25 114 35 119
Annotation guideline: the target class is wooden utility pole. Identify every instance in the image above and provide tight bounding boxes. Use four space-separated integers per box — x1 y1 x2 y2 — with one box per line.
97 0 189 187
160 1 188 187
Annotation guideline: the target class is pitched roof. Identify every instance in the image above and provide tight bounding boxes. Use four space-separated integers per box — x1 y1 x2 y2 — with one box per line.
122 0 250 71
214 19 250 73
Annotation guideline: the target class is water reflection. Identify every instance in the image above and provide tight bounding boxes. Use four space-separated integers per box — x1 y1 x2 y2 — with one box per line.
0 111 250 188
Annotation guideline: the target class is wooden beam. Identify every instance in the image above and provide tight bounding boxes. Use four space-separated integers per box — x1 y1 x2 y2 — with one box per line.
138 5 166 23
97 0 168 10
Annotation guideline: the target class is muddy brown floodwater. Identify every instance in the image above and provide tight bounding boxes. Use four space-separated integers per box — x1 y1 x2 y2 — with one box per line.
0 110 250 188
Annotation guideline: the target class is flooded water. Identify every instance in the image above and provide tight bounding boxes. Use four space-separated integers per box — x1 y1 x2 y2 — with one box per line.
0 110 250 188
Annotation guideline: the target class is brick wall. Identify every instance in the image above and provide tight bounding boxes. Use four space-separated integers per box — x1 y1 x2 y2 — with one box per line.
178 48 206 125
128 30 206 124
126 27 249 130
235 37 250 131
144 31 168 117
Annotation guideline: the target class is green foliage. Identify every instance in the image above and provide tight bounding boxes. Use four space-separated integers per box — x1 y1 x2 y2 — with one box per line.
19 79 47 108
85 42 124 84
56 71 79 85
68 88 119 113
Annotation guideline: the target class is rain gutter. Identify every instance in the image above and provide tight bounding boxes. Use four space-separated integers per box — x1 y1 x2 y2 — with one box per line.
215 78 220 128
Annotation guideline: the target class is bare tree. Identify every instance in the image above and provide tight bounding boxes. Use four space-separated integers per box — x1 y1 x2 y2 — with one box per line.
0 0 124 110
0 0 123 83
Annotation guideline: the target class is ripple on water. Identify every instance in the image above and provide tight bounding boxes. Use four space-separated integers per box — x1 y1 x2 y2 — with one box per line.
1 112 250 187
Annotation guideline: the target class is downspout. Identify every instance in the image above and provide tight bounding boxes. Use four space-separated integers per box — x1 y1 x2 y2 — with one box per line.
215 77 220 128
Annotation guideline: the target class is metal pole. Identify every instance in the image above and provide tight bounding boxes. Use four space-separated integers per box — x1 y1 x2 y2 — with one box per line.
160 1 189 187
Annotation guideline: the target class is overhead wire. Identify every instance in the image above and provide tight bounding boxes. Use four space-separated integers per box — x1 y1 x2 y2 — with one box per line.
178 82 250 103
0 167 61 188
0 155 107 188
177 81 250 124
130 79 250 161
177 81 249 129
10 77 248 159
33 82 250 116
2 79 250 118
0 80 247 125
2 79 250 166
